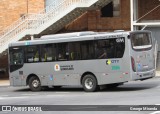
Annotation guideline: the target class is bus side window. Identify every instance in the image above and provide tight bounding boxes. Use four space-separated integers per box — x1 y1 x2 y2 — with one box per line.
69 42 81 60
95 40 109 59
81 41 94 60
25 46 39 63
57 43 68 61
34 51 39 62
41 44 53 62
115 38 125 58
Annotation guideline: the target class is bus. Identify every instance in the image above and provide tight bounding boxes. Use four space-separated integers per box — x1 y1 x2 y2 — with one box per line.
8 30 156 92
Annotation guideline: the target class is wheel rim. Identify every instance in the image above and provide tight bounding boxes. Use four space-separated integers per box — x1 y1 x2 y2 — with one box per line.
85 78 94 89
32 80 39 88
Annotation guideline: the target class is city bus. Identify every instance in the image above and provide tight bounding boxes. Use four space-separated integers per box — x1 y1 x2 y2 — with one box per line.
8 30 156 92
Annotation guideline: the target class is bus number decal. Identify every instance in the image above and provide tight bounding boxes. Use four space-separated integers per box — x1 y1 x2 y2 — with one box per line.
116 38 124 43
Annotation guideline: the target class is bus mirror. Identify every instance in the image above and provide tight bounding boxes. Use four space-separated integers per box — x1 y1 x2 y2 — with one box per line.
127 35 130 39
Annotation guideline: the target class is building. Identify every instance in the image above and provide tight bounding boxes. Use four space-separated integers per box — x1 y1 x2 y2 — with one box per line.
0 0 44 33
0 0 160 78
0 0 44 78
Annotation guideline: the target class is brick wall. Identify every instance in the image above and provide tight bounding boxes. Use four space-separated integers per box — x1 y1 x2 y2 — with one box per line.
0 0 44 78
63 0 130 32
138 0 160 21
0 0 44 33
65 12 88 32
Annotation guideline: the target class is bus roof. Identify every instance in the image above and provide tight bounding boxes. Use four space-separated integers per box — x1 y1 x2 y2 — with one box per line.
40 31 97 39
8 30 151 47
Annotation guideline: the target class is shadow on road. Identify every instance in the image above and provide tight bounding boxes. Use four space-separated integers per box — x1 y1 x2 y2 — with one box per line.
14 87 84 92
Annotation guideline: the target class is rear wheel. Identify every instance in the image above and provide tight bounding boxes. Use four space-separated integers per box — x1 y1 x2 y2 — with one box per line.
82 74 98 92
29 76 41 91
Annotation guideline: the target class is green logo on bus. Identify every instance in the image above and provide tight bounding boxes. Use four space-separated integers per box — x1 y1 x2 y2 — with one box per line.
112 66 120 70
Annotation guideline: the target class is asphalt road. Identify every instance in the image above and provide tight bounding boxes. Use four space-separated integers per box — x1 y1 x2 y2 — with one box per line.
1 77 160 114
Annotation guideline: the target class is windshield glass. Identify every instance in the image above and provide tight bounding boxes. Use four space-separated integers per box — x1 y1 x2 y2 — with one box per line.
131 32 152 50
10 47 23 65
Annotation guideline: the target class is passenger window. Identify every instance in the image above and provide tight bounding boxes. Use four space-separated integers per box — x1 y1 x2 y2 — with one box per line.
57 43 69 61
95 37 125 59
81 41 95 60
41 44 55 62
69 42 81 60
95 40 110 59
25 46 39 63
115 38 125 58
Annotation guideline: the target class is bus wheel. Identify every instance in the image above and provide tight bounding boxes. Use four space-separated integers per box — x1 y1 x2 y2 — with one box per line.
82 74 98 92
29 76 41 91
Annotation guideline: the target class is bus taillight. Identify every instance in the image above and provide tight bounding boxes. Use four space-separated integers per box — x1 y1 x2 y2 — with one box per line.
131 56 136 72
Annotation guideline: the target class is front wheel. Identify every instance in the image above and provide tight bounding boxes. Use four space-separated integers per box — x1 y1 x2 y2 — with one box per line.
82 74 98 92
29 76 41 91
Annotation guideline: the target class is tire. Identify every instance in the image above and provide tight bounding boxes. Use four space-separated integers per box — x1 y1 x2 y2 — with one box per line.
29 76 41 91
82 74 98 92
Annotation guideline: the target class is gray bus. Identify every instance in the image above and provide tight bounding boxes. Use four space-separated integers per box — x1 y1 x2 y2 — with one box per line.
8 30 156 92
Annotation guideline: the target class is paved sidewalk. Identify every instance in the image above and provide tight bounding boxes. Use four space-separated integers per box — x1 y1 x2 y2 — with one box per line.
156 71 160 76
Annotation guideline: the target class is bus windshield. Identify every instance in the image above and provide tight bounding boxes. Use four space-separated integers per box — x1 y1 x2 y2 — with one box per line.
131 33 152 50
9 47 23 65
